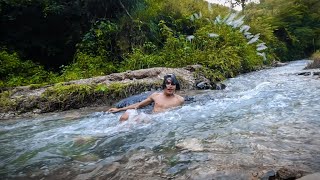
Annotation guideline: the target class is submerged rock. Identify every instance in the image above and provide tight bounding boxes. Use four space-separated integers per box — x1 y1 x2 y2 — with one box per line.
298 173 320 180
196 81 211 90
312 71 320 76
175 138 204 152
273 61 288 67
297 72 311 76
166 163 189 175
259 170 276 180
276 167 304 179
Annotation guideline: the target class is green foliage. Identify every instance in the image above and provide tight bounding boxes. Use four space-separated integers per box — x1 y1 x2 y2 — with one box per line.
42 84 93 103
121 17 263 81
77 20 119 57
0 50 58 89
120 49 164 71
1 0 319 90
247 0 320 60
60 52 117 81
190 23 263 79
0 90 16 112
94 84 108 93
0 0 145 69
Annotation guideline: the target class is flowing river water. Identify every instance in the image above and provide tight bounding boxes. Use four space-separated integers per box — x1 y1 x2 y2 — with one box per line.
1 60 320 179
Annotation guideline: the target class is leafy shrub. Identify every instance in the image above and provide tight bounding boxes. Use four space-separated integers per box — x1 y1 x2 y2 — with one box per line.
77 20 119 58
120 49 165 71
0 50 58 89
60 52 117 81
121 14 264 82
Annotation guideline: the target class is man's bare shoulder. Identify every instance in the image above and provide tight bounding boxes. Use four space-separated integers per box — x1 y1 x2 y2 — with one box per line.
148 92 161 99
175 94 185 102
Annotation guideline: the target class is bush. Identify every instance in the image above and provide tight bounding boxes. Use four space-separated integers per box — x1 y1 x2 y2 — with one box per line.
60 52 117 81
77 20 119 58
121 16 264 82
120 49 165 71
0 50 58 89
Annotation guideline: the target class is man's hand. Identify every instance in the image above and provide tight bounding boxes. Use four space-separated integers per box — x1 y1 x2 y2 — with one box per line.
108 108 121 113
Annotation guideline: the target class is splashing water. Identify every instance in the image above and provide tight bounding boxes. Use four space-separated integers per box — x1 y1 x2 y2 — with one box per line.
1 60 320 179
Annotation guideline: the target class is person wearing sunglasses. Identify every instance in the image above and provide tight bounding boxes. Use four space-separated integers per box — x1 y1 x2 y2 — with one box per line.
108 74 185 121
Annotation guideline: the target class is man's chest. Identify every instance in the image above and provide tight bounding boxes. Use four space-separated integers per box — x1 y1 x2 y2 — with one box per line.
154 98 178 109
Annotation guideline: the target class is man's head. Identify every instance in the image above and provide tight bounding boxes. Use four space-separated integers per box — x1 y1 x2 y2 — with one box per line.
162 74 181 95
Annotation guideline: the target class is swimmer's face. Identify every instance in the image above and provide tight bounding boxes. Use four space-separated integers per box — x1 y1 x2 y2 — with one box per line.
164 78 176 95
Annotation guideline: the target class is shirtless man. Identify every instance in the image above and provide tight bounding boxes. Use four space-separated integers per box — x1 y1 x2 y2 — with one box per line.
108 74 185 121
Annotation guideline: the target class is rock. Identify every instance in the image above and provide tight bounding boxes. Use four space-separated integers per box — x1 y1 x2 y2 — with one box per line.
166 163 189 175
73 136 96 146
96 162 120 180
273 61 288 67
175 138 203 152
276 167 304 179
211 82 226 90
75 162 120 180
313 72 320 76
73 154 99 162
298 173 320 180
260 170 276 180
196 82 211 90
184 95 195 103
184 64 202 72
297 72 311 76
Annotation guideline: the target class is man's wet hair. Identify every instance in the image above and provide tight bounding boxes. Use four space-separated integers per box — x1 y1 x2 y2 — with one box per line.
162 74 181 90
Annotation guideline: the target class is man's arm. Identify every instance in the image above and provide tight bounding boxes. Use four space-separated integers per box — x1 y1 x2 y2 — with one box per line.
108 95 154 113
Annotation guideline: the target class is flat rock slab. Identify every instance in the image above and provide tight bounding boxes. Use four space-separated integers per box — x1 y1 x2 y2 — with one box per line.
298 173 320 180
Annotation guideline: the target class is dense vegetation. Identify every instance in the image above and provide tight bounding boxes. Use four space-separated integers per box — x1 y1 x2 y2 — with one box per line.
1 0 319 90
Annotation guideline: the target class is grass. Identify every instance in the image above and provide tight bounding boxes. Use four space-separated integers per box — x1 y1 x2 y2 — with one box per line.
0 91 16 112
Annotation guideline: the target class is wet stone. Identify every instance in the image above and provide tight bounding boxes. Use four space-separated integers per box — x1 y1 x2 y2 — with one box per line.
166 163 189 175
260 170 276 180
313 71 320 76
175 153 209 163
276 167 304 180
175 138 204 152
298 173 320 180
297 72 311 76
196 82 211 90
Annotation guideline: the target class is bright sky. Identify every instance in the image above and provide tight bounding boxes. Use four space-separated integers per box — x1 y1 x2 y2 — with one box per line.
206 0 259 11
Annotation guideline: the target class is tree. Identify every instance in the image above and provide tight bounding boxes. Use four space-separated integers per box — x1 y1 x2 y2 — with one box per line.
0 0 144 70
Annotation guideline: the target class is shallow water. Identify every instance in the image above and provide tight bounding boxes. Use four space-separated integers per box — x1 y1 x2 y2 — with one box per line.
1 60 320 179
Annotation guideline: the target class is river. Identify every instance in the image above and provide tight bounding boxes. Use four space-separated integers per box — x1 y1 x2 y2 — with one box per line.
1 60 319 179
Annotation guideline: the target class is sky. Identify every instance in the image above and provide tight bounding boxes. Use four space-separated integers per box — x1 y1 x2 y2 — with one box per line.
206 0 260 11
